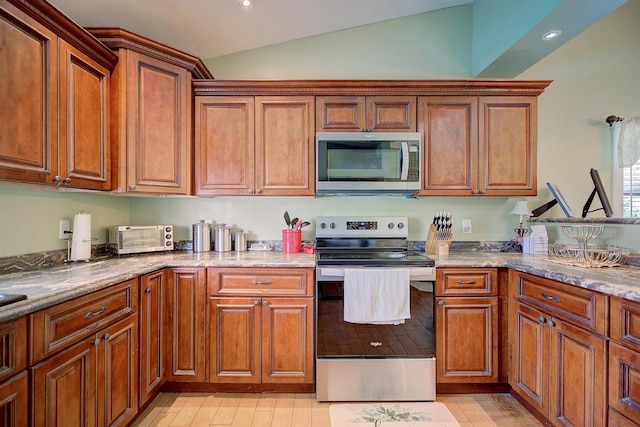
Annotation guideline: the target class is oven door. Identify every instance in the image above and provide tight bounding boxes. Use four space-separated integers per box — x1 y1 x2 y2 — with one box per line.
315 265 436 401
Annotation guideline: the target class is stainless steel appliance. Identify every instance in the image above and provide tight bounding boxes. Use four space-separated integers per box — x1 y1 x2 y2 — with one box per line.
315 132 421 194
108 225 173 255
315 216 436 402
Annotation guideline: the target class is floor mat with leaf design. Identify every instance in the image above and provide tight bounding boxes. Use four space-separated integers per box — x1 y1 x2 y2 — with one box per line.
330 402 460 426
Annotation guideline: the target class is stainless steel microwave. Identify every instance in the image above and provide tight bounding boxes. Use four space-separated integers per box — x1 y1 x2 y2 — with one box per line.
109 225 174 255
315 132 421 194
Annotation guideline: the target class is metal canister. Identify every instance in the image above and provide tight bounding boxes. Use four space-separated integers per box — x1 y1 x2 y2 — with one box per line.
192 220 211 252
214 223 232 252
234 230 247 252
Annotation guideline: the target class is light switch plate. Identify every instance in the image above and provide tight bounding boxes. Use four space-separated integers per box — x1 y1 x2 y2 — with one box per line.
59 219 71 239
462 219 472 234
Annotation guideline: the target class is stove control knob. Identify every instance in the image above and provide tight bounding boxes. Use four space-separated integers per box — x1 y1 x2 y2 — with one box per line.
320 222 327 229
387 222 394 229
397 222 405 229
330 222 336 229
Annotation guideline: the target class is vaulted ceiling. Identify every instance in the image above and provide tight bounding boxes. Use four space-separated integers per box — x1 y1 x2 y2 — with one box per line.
48 0 627 78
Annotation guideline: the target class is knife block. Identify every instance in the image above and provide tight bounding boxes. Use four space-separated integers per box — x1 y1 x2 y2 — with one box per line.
425 224 453 255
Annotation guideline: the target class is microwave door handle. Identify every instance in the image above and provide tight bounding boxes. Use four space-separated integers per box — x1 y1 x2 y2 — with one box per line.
400 141 409 181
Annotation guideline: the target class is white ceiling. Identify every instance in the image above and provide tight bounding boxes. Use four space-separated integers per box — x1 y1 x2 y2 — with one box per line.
48 0 473 60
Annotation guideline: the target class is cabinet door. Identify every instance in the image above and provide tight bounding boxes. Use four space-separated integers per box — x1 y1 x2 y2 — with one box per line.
0 371 28 427
166 268 206 382
509 302 549 416
194 96 255 195
209 297 261 383
315 96 365 132
31 335 98 427
255 97 314 196
58 39 111 190
0 317 27 383
123 51 191 194
0 3 59 185
436 297 498 383
366 96 416 132
478 96 536 196
549 317 606 427
418 96 478 196
262 298 314 384
139 270 165 406
609 342 640 425
97 316 138 427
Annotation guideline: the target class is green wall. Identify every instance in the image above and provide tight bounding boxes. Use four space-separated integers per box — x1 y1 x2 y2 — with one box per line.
1 1 639 257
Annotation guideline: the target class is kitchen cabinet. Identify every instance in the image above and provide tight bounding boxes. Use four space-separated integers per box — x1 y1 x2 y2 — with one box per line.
0 317 28 426
435 268 499 383
89 28 212 195
316 96 416 132
509 270 607 426
30 278 139 427
166 268 206 382
32 315 138 427
194 96 314 196
208 267 314 388
418 96 537 196
139 269 166 407
609 297 640 426
0 0 116 188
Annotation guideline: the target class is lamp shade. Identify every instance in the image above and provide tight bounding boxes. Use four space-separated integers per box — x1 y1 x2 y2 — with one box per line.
511 201 531 216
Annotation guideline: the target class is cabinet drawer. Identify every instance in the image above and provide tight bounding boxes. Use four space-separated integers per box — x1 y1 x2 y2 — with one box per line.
0 317 27 383
511 271 606 335
208 268 313 296
611 297 640 352
30 279 138 364
436 268 497 296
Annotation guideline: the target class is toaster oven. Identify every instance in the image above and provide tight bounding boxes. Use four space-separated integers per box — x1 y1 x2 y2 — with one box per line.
109 225 174 255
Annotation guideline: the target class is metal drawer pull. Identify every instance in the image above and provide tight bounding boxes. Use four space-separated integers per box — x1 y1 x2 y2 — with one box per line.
547 319 556 327
145 288 152 294
538 317 546 323
85 306 107 319
92 338 101 346
252 280 272 285
455 280 477 285
541 293 561 303
103 333 110 341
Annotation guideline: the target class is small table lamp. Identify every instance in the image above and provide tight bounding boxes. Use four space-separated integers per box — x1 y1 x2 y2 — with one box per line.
511 201 531 242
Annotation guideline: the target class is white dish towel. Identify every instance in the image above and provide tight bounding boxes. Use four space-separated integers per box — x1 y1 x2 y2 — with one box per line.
343 268 411 325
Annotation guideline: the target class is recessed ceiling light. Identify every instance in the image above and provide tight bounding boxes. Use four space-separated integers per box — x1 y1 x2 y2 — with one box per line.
242 0 252 6
541 30 562 41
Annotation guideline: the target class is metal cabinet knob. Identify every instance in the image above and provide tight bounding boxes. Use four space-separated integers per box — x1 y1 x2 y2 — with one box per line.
63 177 71 184
438 300 444 306
129 185 137 191
145 288 152 294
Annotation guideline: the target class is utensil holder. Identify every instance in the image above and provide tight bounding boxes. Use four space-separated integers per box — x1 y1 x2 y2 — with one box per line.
425 224 453 255
282 229 302 253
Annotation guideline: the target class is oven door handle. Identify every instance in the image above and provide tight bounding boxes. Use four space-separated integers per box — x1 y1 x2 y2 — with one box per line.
317 267 435 281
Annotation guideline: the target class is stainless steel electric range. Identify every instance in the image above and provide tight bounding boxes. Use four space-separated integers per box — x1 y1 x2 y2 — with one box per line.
315 216 436 402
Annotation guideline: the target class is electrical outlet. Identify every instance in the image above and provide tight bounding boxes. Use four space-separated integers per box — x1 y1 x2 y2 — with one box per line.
462 219 472 234
59 219 71 239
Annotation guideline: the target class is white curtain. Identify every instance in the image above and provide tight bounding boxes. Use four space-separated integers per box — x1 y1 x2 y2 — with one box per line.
618 115 640 167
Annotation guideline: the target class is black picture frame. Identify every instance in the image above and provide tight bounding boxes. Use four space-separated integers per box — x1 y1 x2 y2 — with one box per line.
582 168 613 217
547 182 574 217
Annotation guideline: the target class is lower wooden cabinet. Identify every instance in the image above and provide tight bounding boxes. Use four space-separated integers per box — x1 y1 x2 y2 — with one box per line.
209 297 313 384
435 268 500 384
510 271 607 426
31 315 138 427
0 370 28 426
166 268 206 382
139 270 166 406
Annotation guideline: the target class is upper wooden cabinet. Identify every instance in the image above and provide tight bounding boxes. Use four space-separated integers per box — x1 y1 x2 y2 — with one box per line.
316 96 416 132
58 39 111 190
0 0 116 188
89 27 212 195
418 96 537 196
194 95 314 196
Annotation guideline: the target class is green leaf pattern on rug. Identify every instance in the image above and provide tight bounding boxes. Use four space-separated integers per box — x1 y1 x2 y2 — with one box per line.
350 404 430 423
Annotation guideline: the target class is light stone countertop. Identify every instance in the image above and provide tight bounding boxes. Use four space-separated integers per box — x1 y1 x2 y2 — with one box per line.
1 249 639 323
